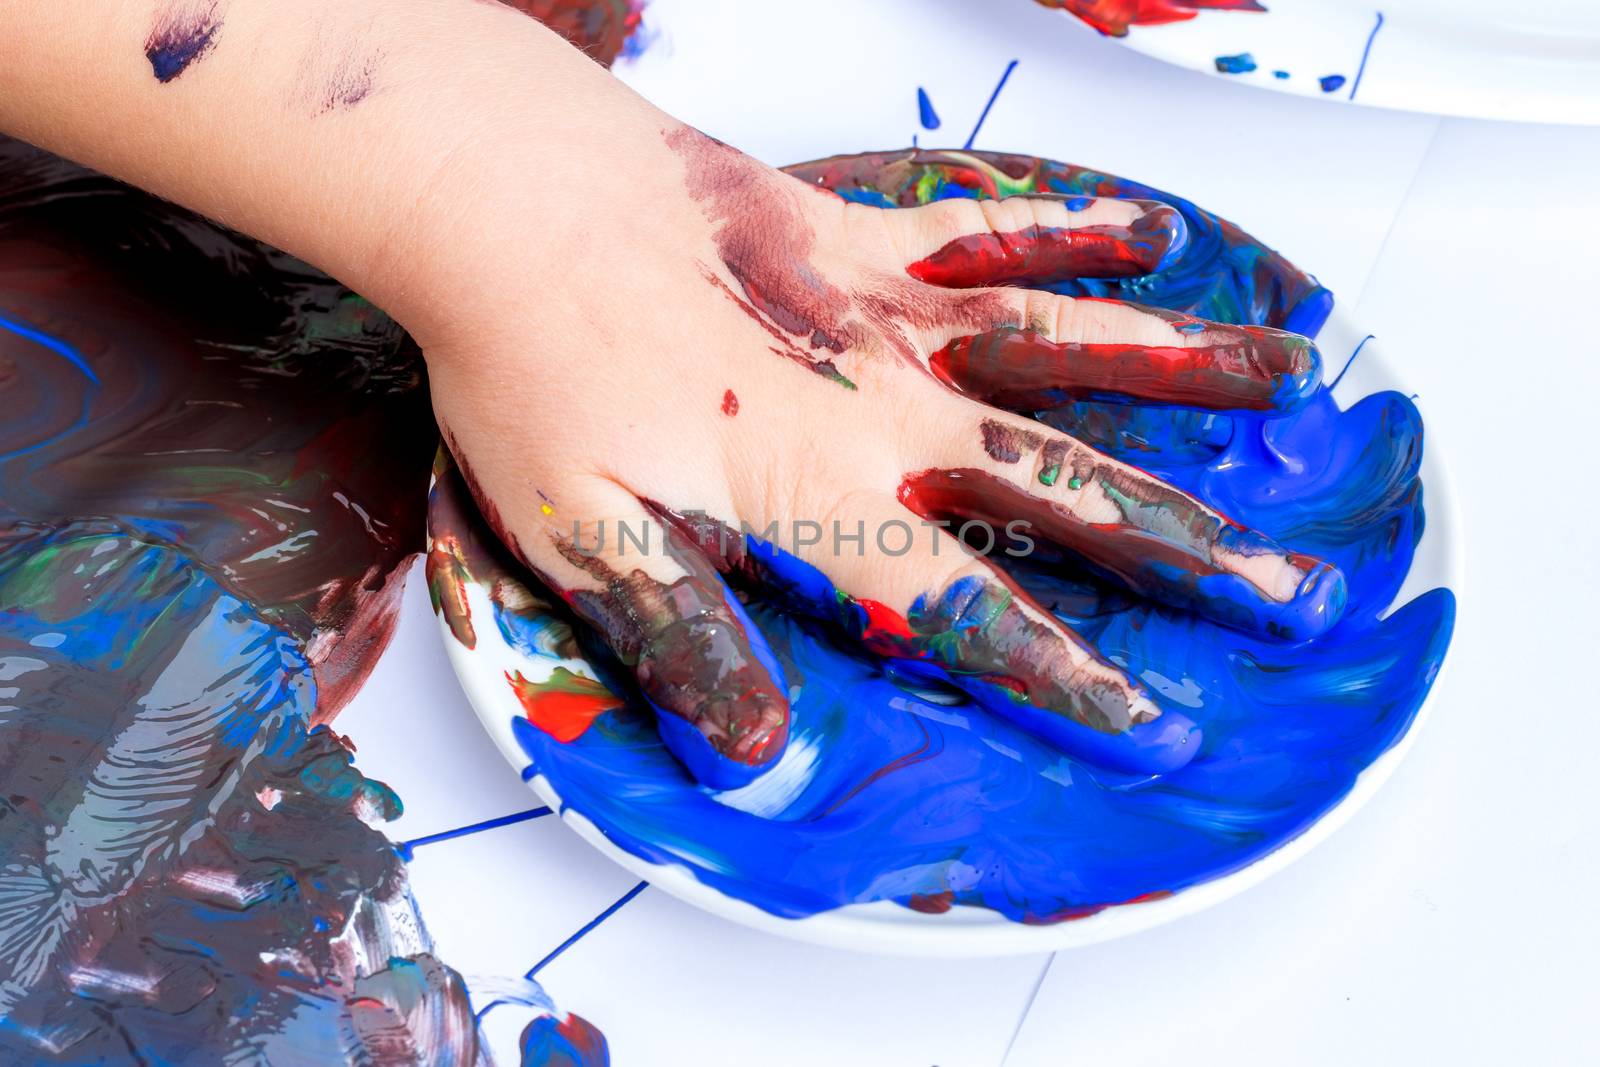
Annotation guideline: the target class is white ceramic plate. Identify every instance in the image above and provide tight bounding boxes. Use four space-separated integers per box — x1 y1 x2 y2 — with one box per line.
428 299 1462 957
1043 0 1600 124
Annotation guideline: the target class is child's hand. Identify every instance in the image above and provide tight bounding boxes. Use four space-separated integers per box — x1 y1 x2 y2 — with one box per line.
423 128 1343 788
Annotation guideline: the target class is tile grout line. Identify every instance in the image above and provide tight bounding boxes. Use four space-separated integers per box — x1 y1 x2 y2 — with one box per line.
1349 115 1447 314
999 952 1058 1066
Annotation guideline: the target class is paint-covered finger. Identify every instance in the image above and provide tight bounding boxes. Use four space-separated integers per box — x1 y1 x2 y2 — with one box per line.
661 499 1200 776
909 414 1347 640
929 295 1321 414
892 195 1187 287
517 487 790 790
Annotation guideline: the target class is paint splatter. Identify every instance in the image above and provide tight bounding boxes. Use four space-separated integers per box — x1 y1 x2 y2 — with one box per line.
145 1 222 82
1036 0 1266 38
521 1011 611 1066
916 87 941 130
721 388 740 416
1214 52 1258 74
1349 11 1386 101
1320 74 1347 93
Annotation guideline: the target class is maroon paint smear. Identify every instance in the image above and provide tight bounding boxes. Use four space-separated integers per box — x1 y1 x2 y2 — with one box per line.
907 202 1183 288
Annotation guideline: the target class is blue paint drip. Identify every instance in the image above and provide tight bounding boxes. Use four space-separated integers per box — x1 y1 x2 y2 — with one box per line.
1215 53 1258 74
397 806 553 860
525 882 648 979
916 87 941 130
963 60 1018 150
1350 12 1385 101
1273 70 1291 80
1320 74 1348 93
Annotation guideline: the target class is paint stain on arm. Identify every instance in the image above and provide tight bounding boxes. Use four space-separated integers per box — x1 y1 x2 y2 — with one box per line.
145 1 222 83
720 389 739 416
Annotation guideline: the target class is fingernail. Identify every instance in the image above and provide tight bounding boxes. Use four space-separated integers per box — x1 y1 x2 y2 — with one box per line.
1128 200 1188 275
1262 332 1323 412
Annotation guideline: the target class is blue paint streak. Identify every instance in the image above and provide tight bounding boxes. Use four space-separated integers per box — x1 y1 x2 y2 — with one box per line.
1215 53 1257 74
1350 12 1385 101
917 87 941 130
1273 70 1291 80
397 806 552 860
525 882 648 979
963 60 1018 150
0 313 100 463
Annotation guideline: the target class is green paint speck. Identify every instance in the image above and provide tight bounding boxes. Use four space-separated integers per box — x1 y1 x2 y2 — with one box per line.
1067 476 1083 490
1038 465 1060 487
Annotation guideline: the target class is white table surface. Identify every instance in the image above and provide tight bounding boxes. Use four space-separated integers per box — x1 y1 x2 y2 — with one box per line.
337 2 1600 1063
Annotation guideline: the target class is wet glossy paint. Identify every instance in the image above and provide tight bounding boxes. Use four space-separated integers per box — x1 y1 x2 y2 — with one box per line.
907 199 1186 286
0 134 607 1061
433 150 1453 923
1036 0 1267 38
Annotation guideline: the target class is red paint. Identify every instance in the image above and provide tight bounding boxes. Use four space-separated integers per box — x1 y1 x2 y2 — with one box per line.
930 324 1317 412
505 0 646 66
507 667 623 743
907 208 1182 288
669 128 1010 378
1037 0 1266 38
720 388 739 416
853 596 921 656
908 890 956 914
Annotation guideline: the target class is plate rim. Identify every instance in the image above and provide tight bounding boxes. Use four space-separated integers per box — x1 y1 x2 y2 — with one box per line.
431 308 1464 957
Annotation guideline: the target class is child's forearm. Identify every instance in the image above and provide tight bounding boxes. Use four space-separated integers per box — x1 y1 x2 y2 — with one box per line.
0 0 660 335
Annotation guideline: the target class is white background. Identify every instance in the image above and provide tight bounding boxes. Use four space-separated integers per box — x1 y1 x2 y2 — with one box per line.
339 1 1600 1063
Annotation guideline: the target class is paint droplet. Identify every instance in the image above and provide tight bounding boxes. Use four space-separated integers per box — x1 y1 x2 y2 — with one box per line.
916 87 941 130
721 389 739 416
1319 74 1347 93
540 503 554 516
1038 465 1060 487
1273 70 1290 80
1067 476 1084 490
1214 53 1257 75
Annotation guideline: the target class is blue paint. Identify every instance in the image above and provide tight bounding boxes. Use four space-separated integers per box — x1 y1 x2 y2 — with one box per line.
397 805 553 860
1350 11 1385 101
963 59 1019 150
1214 53 1258 74
1320 74 1348 93
145 9 222 84
495 156 1454 922
742 540 1204 776
1273 70 1290 80
917 87 941 130
525 882 649 979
